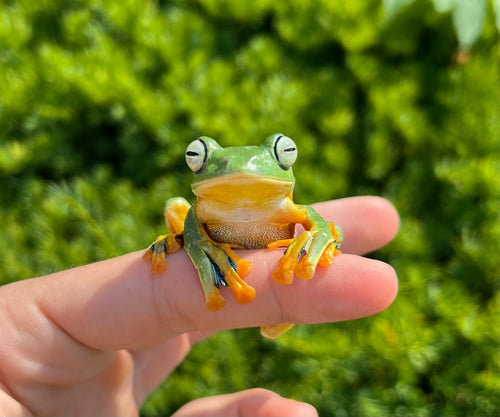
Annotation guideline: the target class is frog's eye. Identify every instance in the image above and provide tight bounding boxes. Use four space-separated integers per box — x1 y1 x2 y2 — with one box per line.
186 138 208 173
274 135 297 170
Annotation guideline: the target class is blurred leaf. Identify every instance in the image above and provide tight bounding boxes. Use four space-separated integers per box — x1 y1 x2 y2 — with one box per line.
494 0 500 31
452 0 487 49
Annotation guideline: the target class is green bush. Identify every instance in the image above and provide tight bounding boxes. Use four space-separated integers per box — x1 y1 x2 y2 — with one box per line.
1 0 498 416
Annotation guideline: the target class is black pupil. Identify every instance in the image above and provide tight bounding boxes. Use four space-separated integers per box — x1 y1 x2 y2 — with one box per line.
284 147 296 152
186 151 199 156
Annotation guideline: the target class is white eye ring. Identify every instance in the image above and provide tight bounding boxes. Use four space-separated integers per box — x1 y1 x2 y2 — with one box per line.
274 135 297 170
185 138 208 173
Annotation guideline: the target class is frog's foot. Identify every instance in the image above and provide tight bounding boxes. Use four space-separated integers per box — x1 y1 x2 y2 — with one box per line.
207 243 256 305
218 243 253 277
186 241 256 310
268 223 342 285
318 223 343 266
270 231 314 284
204 287 227 311
260 323 295 339
143 233 183 273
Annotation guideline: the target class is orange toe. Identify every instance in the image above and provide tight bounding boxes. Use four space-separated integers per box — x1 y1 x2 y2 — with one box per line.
318 245 335 267
272 267 294 285
143 249 153 261
295 261 314 280
237 260 252 277
151 252 168 273
206 293 226 311
234 286 257 304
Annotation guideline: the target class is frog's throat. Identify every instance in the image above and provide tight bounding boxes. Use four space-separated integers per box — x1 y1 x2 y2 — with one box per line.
191 174 294 206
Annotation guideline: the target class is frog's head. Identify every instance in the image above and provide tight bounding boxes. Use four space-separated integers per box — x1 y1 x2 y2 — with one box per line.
185 134 297 204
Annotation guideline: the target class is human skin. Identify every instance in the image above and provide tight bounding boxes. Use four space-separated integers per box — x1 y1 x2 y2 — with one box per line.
0 196 399 416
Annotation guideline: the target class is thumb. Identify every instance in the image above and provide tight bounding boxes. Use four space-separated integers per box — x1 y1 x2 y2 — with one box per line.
172 388 318 417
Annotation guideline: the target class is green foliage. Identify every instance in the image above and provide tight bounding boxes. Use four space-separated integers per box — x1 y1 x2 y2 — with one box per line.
1 0 498 416
389 0 492 49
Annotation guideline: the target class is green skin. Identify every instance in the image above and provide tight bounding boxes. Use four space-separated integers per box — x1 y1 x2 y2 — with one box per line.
146 134 343 332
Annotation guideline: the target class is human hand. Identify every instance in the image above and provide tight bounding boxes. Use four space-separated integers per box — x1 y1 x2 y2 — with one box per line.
0 196 399 416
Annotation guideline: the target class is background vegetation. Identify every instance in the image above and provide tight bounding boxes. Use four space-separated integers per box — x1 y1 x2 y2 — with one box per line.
1 0 499 415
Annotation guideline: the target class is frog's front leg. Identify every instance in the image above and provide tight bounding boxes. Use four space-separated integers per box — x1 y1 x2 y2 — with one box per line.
143 197 190 273
184 207 256 311
269 205 343 285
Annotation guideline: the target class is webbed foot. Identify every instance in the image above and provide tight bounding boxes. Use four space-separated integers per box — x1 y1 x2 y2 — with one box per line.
185 240 256 310
268 222 342 285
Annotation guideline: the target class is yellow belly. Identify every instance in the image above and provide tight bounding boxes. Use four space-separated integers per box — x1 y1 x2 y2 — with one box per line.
205 221 295 249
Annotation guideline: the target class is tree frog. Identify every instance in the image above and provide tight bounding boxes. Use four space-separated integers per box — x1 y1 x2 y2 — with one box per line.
144 134 343 338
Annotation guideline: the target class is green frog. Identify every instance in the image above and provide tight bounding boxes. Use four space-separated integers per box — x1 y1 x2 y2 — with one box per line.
144 134 343 338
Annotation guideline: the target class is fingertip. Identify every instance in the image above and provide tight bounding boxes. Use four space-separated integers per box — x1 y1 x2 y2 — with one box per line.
290 402 319 417
364 257 399 314
172 388 318 417
244 389 318 417
314 196 400 255
335 255 398 319
366 195 400 241
268 254 399 326
347 196 400 254
261 398 318 417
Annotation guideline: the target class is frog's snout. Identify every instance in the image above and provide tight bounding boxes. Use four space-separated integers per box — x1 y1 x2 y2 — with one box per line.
221 155 251 172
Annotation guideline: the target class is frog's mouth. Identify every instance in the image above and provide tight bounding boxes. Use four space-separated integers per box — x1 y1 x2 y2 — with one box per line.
192 173 294 206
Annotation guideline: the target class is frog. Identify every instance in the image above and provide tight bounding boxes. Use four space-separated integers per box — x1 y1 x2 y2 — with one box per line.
143 134 343 338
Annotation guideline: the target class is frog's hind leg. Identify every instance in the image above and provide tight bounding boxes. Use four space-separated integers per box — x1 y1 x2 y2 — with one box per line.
218 244 252 277
206 244 256 304
184 240 256 311
143 197 191 273
183 242 227 311
183 208 256 310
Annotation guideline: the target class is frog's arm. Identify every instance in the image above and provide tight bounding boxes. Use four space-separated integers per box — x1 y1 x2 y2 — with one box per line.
183 206 256 311
269 205 343 285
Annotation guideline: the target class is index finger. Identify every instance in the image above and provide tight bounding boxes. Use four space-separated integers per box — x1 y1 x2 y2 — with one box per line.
3 196 398 351
312 196 399 255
